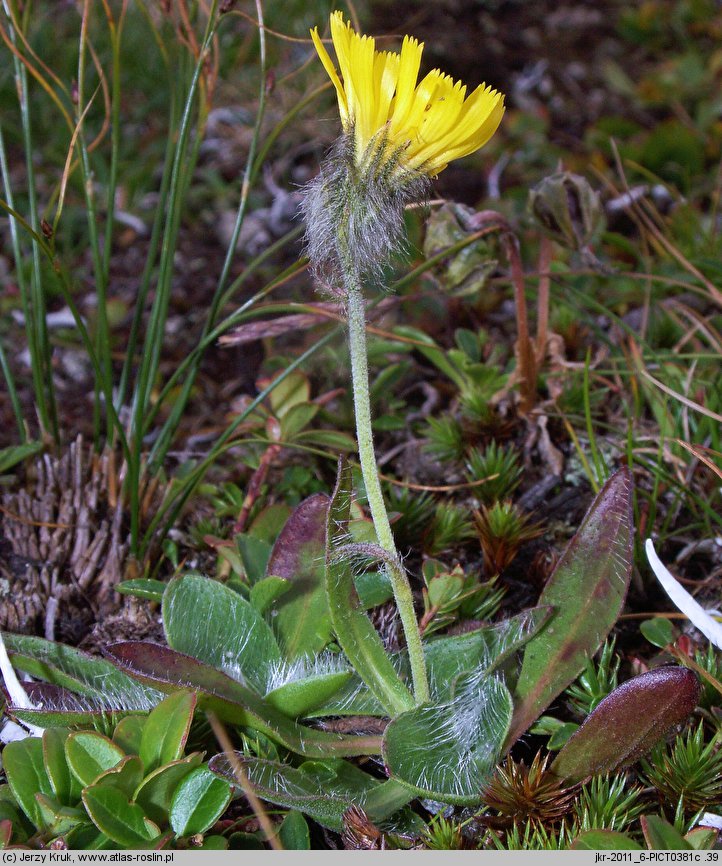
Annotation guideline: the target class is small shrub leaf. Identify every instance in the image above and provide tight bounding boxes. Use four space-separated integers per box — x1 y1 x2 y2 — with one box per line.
169 767 232 837
140 691 196 773
82 785 160 847
65 732 125 788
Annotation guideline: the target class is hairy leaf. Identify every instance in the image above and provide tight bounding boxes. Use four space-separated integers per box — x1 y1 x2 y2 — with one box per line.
163 573 281 694
105 642 381 758
3 633 162 707
383 675 513 804
208 755 418 833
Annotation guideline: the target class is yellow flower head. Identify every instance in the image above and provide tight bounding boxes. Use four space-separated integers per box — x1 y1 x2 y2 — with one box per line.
311 12 505 176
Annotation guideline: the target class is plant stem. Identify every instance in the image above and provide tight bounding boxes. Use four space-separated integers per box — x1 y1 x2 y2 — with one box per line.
535 235 552 363
503 232 537 415
343 266 430 706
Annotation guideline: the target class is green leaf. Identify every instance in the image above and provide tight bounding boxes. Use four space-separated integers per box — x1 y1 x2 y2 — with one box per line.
208 755 418 833
269 370 310 417
65 732 125 787
106 642 381 758
383 674 513 804
82 785 160 848
228 832 264 849
278 810 310 850
640 617 675 649
134 754 204 827
280 403 318 440
199 835 229 849
294 429 356 451
140 691 196 774
43 728 81 805
0 786 33 841
685 828 719 850
309 609 550 719
507 468 634 748
163 573 281 694
571 830 643 850
548 722 579 750
304 673 386 718
237 535 272 584
169 767 232 837
115 579 167 603
249 576 290 615
112 715 146 755
641 815 692 850
265 672 352 718
3 738 54 829
423 607 552 702
93 756 144 798
0 441 43 474
552 667 700 783
65 824 116 850
267 494 334 659
35 795 88 836
354 569 393 608
392 326 467 391
324 459 414 716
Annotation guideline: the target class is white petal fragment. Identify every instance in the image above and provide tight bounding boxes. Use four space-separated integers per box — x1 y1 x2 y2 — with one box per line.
0 632 44 737
645 538 722 650
699 812 722 831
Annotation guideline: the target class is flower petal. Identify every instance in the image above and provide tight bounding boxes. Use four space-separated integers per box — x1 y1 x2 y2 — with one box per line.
646 538 722 650
311 13 505 176
310 25 348 126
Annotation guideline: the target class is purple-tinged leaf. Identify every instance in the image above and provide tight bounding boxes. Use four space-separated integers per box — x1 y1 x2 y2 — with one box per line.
104 642 381 758
506 468 634 748
552 667 700 783
7 683 146 729
267 494 333 659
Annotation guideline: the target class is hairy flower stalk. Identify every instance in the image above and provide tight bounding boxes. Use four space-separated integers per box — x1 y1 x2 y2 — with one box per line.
303 12 505 708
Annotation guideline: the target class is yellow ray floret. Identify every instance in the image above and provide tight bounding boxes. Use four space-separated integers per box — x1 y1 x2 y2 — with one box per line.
310 12 505 176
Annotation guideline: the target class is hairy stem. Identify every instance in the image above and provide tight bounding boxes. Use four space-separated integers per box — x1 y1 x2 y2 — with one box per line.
342 262 430 706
